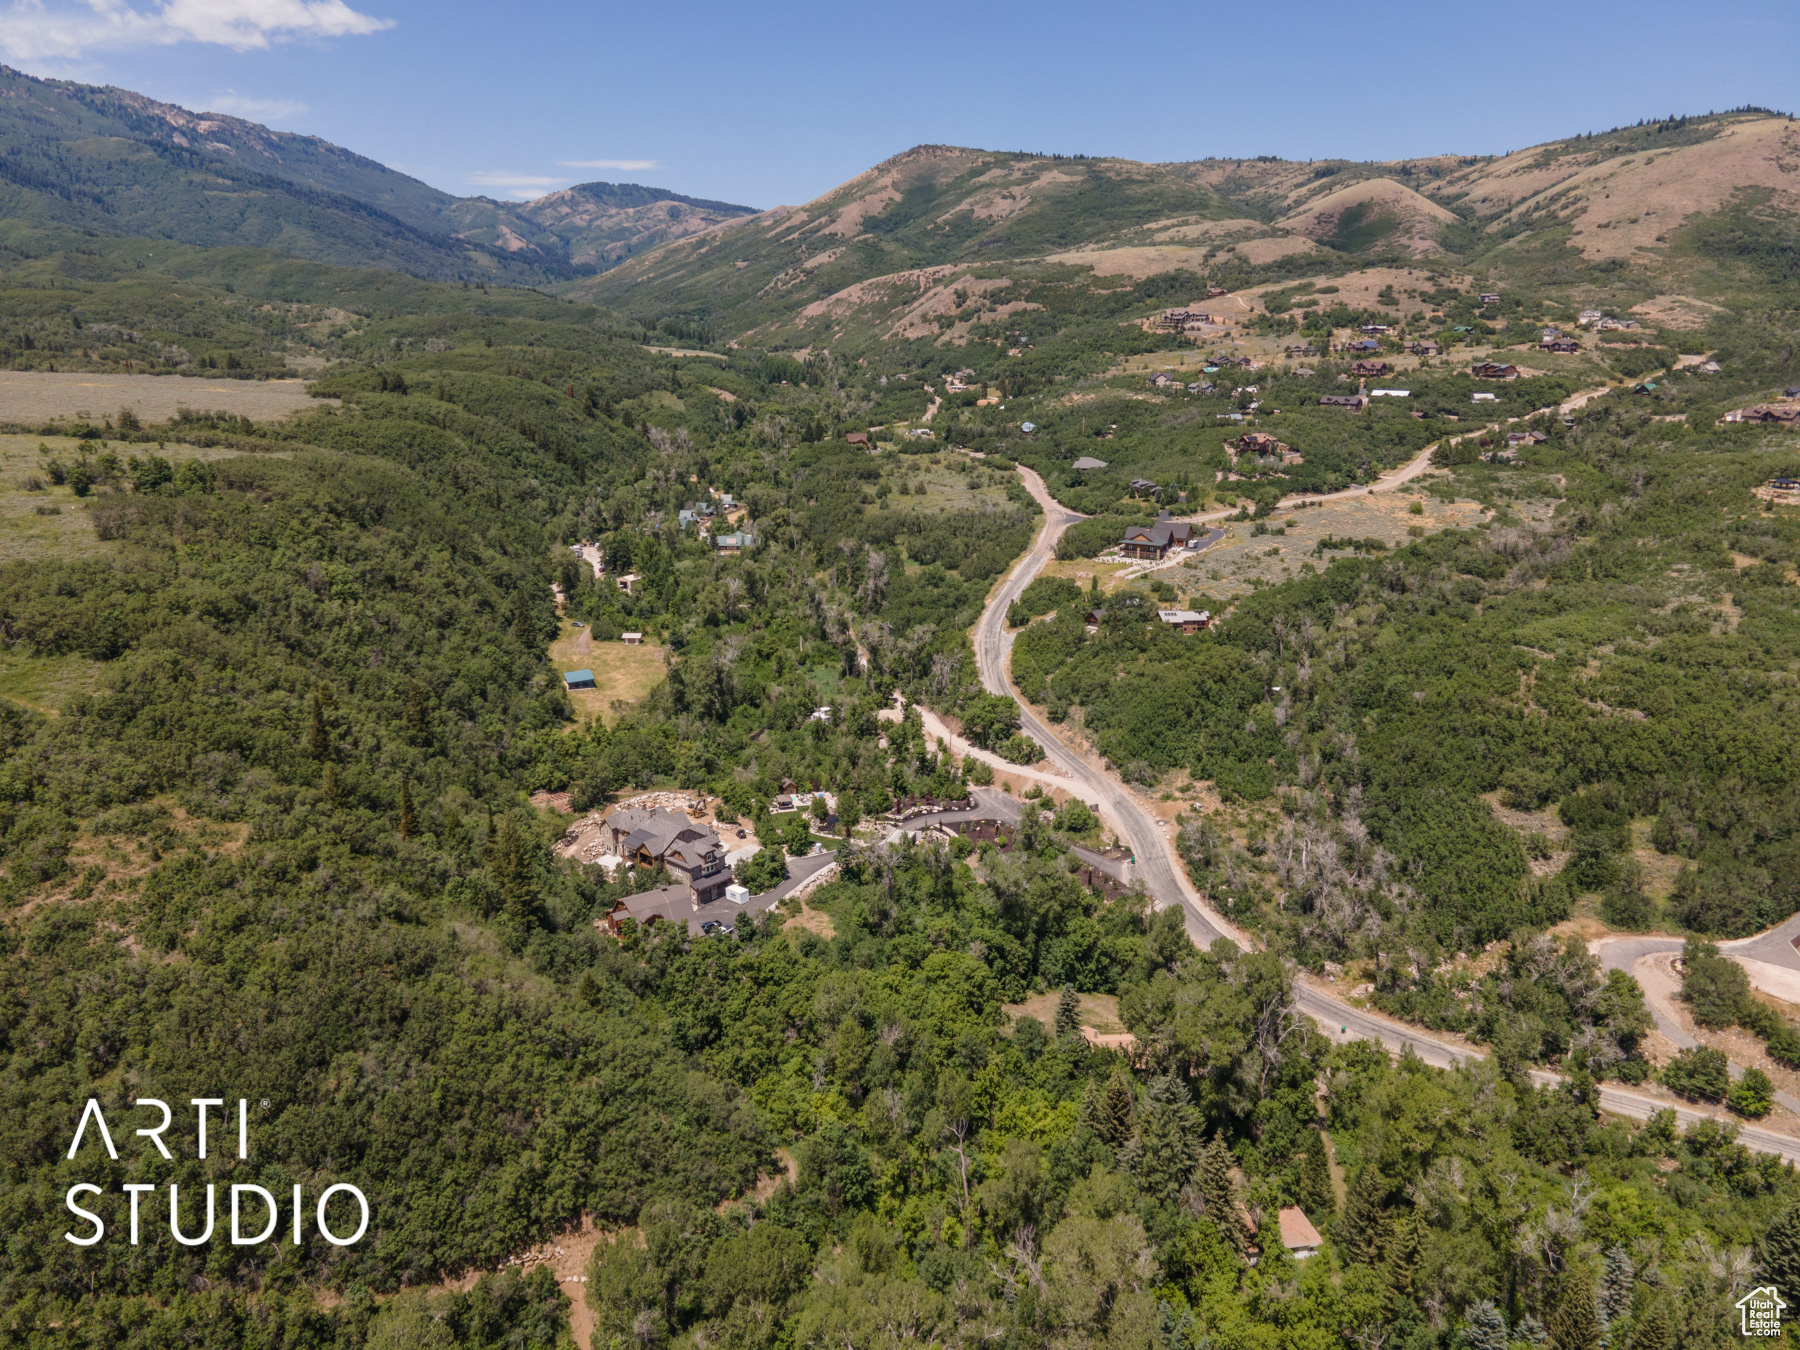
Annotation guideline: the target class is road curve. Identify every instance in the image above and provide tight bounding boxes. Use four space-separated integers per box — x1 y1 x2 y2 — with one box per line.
974 464 1800 1155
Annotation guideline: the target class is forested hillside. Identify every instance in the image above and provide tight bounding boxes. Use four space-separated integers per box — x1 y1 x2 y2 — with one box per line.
0 66 755 284
3 94 1800 1350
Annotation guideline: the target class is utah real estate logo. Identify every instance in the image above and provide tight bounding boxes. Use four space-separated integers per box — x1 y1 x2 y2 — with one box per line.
1739 1286 1787 1338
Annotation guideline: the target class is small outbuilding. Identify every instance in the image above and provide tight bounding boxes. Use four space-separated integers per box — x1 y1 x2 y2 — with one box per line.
563 669 596 691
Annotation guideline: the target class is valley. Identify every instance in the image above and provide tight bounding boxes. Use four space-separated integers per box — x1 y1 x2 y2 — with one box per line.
0 73 1798 1350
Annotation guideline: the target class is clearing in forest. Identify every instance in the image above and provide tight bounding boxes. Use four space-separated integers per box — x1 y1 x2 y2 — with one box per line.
548 620 665 725
0 371 331 424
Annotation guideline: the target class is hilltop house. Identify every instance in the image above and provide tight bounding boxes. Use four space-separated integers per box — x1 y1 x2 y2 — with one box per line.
1285 343 1318 358
1578 308 1604 326
1129 477 1161 498
1233 431 1285 458
1359 324 1391 335
1540 338 1581 354
1729 404 1800 426
713 530 754 554
1349 360 1391 378
1347 339 1381 354
602 806 735 907
1406 340 1440 357
1478 292 1500 304
1471 361 1519 380
1320 395 1365 411
1119 514 1194 561
1157 609 1210 633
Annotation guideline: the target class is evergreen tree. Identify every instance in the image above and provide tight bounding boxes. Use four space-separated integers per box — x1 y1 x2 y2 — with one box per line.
1514 1314 1548 1345
402 680 430 742
308 686 329 760
1757 1203 1800 1294
1097 1066 1136 1148
398 780 418 839
1340 1166 1389 1268
1196 1134 1246 1254
1384 1206 1421 1309
1462 1299 1508 1350
1297 1131 1336 1223
490 814 540 928
1055 985 1082 1039
1630 1299 1674 1350
1133 1077 1200 1208
321 762 341 807
1599 1244 1635 1328
1548 1264 1602 1350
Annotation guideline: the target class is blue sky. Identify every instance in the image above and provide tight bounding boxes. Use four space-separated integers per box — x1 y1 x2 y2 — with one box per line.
4 0 1797 209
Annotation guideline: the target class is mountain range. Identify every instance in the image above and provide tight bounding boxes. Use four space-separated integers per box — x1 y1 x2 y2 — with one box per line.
0 64 757 284
2 64 1795 345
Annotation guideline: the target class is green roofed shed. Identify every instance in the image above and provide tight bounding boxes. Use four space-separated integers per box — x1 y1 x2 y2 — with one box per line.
563 669 596 690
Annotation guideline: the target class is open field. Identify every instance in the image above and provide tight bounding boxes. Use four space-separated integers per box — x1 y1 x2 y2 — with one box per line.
548 620 666 724
0 371 332 425
0 648 105 716
1003 989 1126 1034
0 434 276 565
1169 486 1490 602
873 451 1019 511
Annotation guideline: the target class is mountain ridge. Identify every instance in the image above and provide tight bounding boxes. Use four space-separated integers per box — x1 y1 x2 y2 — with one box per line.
0 64 758 283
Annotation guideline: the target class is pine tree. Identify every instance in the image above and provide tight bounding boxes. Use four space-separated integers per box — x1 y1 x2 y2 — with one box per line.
402 680 429 742
1462 1299 1509 1350
1297 1131 1336 1223
1097 1066 1136 1147
398 780 417 839
1340 1166 1389 1268
1133 1077 1200 1208
1055 985 1082 1039
1757 1203 1800 1294
1384 1206 1420 1309
1599 1244 1635 1328
1548 1264 1602 1350
308 687 328 760
489 814 539 928
1630 1299 1674 1350
1514 1314 1548 1345
320 762 341 807
1196 1134 1247 1254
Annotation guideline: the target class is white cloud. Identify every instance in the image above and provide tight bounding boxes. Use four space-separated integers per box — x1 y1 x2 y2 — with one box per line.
1 0 393 60
201 88 308 121
467 171 567 200
560 158 660 172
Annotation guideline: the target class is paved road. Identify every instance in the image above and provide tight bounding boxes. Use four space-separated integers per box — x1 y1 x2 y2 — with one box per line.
972 462 1800 1153
1594 932 1800 1116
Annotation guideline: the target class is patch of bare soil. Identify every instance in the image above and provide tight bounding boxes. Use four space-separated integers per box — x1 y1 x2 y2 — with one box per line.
783 896 836 939
1638 951 1800 1105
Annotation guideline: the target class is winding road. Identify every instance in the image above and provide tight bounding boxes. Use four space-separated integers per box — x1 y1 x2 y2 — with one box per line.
970 459 1800 1154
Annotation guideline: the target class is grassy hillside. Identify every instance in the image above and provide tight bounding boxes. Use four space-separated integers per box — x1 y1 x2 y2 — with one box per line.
0 66 755 285
570 110 1800 354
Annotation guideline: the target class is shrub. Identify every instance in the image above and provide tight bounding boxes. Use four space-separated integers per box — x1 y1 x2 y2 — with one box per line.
735 845 788 893
998 733 1040 765
1680 939 1750 1029
1729 1068 1775 1119
1662 1046 1729 1102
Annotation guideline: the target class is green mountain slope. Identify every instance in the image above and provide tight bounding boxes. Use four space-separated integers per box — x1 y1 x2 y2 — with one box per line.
0 66 755 283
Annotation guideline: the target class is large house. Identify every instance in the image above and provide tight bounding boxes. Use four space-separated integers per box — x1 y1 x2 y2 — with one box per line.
1319 395 1365 411
1470 361 1519 380
713 530 753 554
1540 338 1581 354
1118 514 1194 561
1406 340 1440 357
603 806 735 906
1157 609 1210 634
1348 360 1391 378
